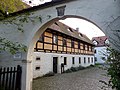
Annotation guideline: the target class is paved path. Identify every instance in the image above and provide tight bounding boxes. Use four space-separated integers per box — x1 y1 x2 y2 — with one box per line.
32 66 112 90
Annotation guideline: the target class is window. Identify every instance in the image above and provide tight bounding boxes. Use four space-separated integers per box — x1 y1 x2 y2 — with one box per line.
88 57 90 63
64 57 67 65
102 57 106 60
72 57 75 64
36 57 40 60
79 57 81 64
53 35 58 44
93 40 98 45
87 45 89 51
78 42 80 49
95 57 97 61
105 39 109 45
71 40 74 48
63 38 67 46
35 67 40 70
39 34 44 42
94 49 96 53
55 22 59 26
83 44 85 50
84 57 86 63
67 28 73 32
91 57 93 63
56 5 66 16
79 33 83 37
91 46 93 51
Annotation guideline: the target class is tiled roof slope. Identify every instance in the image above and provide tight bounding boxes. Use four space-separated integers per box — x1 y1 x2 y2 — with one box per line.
92 36 108 47
49 21 93 45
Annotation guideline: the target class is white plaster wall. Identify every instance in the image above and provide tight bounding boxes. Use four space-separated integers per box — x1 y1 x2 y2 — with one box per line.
0 0 119 57
94 47 108 63
33 52 94 78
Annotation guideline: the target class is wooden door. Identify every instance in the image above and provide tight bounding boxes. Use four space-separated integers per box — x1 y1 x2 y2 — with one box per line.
53 57 58 73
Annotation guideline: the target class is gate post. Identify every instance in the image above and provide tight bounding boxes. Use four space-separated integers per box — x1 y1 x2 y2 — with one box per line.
15 65 22 90
21 60 33 90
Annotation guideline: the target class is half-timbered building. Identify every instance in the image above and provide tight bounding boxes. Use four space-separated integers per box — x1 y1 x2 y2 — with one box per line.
33 21 95 78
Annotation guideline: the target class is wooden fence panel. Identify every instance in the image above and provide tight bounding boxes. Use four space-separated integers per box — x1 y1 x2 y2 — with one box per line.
0 65 22 90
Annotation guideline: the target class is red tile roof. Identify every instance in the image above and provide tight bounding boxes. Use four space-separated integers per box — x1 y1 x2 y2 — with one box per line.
92 36 108 47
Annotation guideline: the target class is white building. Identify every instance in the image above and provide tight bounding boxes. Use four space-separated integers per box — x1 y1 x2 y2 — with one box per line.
92 36 109 64
33 21 95 78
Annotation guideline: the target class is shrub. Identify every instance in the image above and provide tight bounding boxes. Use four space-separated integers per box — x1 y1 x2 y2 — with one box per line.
64 66 85 73
70 67 78 72
43 72 55 77
107 48 120 90
64 69 72 73
90 64 95 67
99 48 120 90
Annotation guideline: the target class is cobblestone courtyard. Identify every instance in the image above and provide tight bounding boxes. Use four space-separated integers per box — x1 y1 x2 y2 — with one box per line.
32 66 112 90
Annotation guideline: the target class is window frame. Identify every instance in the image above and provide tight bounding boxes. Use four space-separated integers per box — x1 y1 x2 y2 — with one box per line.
79 57 81 64
88 57 90 63
71 40 74 48
53 35 58 44
63 38 67 46
72 57 75 64
84 57 86 63
64 57 67 65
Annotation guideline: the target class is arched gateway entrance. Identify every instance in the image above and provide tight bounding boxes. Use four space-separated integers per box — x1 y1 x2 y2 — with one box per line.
0 0 120 90
28 15 104 78
27 15 103 62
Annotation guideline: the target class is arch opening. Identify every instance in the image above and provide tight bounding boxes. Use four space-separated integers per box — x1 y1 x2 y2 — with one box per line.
27 15 108 79
27 15 106 61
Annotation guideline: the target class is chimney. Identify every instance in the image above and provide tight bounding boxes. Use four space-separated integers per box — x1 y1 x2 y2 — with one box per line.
76 27 79 32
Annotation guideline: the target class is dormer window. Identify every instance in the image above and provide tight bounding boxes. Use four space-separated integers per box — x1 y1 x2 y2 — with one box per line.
67 28 73 32
93 40 98 46
55 22 59 26
79 33 83 37
105 39 109 45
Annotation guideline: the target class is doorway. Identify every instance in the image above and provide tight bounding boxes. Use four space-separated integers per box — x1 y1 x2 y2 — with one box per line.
53 57 58 73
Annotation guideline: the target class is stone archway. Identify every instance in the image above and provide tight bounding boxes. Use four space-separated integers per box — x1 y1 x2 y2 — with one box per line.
0 1 120 90
27 15 105 63
26 15 106 90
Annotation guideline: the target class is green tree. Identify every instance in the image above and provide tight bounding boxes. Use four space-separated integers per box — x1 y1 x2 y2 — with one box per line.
0 0 26 16
0 0 28 54
0 37 27 54
107 48 120 90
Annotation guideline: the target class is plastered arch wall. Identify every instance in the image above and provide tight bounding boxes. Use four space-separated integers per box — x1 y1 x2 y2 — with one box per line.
26 0 120 61
0 0 119 61
0 0 120 90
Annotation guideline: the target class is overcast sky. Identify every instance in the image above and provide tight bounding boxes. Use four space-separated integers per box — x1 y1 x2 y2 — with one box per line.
22 0 52 6
60 18 105 40
23 0 105 40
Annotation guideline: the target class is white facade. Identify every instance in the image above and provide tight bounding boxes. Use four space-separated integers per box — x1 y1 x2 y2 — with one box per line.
94 47 108 63
33 52 94 78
